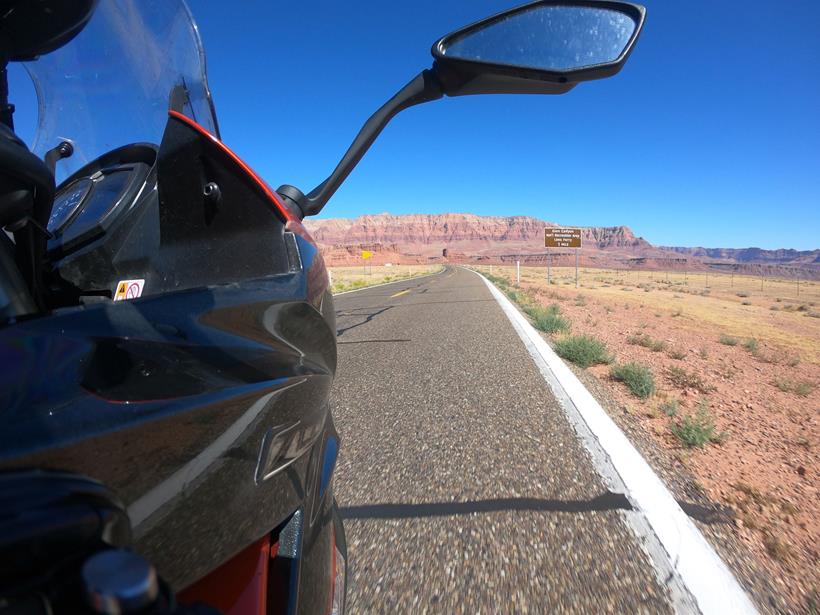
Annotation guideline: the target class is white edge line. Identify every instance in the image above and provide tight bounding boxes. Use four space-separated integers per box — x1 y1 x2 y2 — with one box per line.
470 268 758 615
331 267 445 296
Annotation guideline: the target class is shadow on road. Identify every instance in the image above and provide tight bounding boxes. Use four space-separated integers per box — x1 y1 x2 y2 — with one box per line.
336 306 393 337
339 491 632 520
337 339 411 344
339 493 735 526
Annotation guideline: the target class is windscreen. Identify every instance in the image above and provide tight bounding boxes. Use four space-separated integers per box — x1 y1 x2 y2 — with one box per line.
22 0 219 184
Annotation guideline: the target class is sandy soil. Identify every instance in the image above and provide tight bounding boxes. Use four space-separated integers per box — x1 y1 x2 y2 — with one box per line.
329 265 442 294
479 265 819 614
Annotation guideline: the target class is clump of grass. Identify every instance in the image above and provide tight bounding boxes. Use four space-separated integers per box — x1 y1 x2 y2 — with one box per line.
773 377 815 397
627 332 668 352
741 300 752 306
332 278 371 293
670 401 722 448
668 348 687 361
554 335 611 368
486 273 510 290
659 398 679 417
666 366 714 393
733 481 764 502
611 362 655 398
574 295 587 306
719 334 738 346
762 534 790 563
743 338 759 353
528 304 570 334
736 291 750 298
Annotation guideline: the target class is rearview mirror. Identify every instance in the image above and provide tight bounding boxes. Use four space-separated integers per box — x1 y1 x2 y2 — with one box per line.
278 0 646 218
433 1 645 96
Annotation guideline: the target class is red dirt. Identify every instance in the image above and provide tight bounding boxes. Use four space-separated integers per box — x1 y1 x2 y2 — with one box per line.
512 277 819 612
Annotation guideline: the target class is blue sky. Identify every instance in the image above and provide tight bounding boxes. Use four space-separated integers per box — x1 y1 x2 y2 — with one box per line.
12 1 820 250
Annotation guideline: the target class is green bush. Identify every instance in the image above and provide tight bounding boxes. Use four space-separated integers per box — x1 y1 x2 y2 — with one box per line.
659 399 679 417
743 338 759 353
671 402 722 448
627 332 667 352
719 334 738 346
486 273 510 290
773 377 814 397
611 362 655 398
666 366 713 393
530 305 570 335
554 335 611 368
668 348 687 361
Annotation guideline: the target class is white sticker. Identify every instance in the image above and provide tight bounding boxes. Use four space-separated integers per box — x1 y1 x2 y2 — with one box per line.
114 279 145 301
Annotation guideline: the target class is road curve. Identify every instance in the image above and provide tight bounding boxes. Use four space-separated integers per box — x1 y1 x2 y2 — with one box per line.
331 266 672 614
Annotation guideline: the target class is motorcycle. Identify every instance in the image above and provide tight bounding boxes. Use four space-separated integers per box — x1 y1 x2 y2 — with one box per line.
0 1 644 614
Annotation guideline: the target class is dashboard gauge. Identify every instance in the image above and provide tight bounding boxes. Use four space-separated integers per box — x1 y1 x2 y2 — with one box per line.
66 170 133 239
48 178 93 233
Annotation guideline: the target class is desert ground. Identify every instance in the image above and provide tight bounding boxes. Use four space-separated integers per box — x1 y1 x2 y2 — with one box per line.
473 264 819 613
328 264 443 294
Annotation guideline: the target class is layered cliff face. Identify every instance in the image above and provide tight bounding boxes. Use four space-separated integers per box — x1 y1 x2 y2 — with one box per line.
303 213 818 277
304 213 653 254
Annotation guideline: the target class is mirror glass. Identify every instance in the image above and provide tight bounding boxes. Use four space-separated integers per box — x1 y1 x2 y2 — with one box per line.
440 5 637 71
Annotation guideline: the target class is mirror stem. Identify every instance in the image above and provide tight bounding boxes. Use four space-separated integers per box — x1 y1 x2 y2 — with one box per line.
278 69 443 218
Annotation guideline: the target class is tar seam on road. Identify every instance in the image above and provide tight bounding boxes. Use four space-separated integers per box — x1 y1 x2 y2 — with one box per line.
468 268 758 615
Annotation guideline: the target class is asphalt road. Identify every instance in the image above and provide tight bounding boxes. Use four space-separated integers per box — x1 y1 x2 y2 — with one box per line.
331 266 673 614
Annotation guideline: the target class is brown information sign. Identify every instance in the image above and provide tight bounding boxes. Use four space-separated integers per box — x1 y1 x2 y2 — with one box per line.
545 227 582 248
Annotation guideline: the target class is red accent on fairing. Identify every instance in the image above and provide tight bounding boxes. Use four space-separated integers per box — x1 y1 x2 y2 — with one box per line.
327 526 336 615
167 110 296 223
178 536 271 615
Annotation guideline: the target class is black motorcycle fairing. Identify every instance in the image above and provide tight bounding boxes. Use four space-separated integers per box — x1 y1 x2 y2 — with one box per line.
0 469 130 597
1 0 345 609
46 115 299 308
0 227 338 591
154 113 293 291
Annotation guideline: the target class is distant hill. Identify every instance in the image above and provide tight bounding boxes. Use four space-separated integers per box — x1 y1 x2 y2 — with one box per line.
306 213 654 254
660 246 820 265
304 213 819 278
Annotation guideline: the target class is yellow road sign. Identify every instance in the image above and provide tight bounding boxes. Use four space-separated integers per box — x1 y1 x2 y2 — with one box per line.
361 250 374 259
